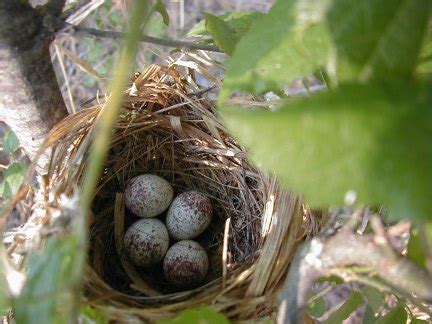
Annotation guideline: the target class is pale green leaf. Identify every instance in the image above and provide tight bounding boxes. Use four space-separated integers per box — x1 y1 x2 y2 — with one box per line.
416 27 432 75
158 308 230 324
375 303 407 324
220 81 431 221
3 130 20 154
204 13 237 55
153 0 169 26
80 306 108 324
325 291 363 324
220 0 331 99
187 11 264 38
326 0 430 81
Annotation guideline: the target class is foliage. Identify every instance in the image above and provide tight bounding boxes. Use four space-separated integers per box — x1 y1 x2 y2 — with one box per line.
218 0 431 222
0 131 26 201
13 236 80 324
158 308 230 324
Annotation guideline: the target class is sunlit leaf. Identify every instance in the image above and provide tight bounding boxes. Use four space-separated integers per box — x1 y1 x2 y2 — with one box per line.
80 306 108 324
204 13 238 55
220 0 331 99
158 308 230 324
220 81 431 221
153 0 169 26
326 0 430 81
188 11 264 38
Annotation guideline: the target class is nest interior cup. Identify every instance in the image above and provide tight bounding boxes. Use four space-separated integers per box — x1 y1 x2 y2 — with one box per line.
6 61 321 322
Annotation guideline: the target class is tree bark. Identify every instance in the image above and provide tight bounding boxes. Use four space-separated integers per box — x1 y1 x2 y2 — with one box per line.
0 1 67 169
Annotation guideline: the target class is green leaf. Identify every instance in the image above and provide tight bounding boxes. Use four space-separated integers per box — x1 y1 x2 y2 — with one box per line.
326 0 430 81
3 162 25 198
416 28 432 75
220 0 331 99
80 306 108 324
3 130 20 154
325 291 363 324
204 13 238 55
307 297 326 318
158 308 230 324
220 81 431 221
153 0 169 26
363 305 377 323
407 228 428 268
412 319 429 324
187 11 264 38
362 286 384 314
13 236 79 324
0 251 11 316
375 303 407 324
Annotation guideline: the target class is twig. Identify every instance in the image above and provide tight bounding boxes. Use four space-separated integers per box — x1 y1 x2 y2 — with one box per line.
62 23 223 53
277 215 432 324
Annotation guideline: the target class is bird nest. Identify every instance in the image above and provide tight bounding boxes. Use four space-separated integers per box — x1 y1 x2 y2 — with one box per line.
3 61 322 322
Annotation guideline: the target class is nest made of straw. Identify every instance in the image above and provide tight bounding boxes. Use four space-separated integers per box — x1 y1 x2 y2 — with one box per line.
5 58 322 322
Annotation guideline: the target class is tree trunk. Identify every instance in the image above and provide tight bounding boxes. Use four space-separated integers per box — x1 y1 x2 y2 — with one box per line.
0 1 67 170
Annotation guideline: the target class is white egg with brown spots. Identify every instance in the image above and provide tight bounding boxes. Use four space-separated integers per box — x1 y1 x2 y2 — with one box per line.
163 240 209 288
125 174 173 217
123 218 169 267
166 191 212 240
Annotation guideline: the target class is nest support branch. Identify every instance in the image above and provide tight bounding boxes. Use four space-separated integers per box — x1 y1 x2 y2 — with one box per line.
277 214 432 324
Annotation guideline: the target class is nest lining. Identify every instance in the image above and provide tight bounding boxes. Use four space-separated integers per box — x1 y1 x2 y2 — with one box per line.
4 59 322 321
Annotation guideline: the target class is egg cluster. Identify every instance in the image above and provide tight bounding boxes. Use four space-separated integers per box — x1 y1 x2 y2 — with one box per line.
123 174 212 288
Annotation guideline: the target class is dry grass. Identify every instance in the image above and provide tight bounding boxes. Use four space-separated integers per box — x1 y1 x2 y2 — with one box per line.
4 56 323 321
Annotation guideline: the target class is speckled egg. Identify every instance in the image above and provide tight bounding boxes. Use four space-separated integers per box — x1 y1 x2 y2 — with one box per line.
123 218 169 267
163 240 209 288
125 174 173 218
166 191 212 240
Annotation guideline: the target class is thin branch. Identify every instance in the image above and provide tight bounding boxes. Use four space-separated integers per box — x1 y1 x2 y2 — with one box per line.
62 23 223 53
277 215 432 324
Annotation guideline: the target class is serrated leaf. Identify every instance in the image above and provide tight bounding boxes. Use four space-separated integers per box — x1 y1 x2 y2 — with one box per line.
3 162 25 197
204 13 238 55
220 0 331 99
220 81 431 222
158 308 230 324
375 303 407 324
325 291 363 324
307 297 326 318
153 0 169 26
407 228 428 268
187 11 264 38
3 130 20 154
362 286 384 314
326 0 430 81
